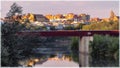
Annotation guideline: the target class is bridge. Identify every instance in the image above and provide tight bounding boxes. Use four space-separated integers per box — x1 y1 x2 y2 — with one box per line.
17 30 119 67
17 30 119 36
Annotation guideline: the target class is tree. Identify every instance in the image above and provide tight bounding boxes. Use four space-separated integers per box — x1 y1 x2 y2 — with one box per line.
82 20 119 30
89 35 119 67
70 37 79 63
1 21 24 66
1 2 24 66
74 23 83 30
90 34 119 59
7 2 22 17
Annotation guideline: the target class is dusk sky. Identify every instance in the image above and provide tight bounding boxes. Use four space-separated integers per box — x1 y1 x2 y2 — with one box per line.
1 1 119 18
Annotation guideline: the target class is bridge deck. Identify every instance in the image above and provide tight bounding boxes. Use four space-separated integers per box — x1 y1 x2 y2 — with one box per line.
17 30 119 37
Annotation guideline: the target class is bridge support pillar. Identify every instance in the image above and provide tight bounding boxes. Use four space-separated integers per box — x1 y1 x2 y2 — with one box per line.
79 36 93 67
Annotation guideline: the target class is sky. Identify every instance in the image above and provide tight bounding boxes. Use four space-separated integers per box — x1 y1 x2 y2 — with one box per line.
1 1 119 18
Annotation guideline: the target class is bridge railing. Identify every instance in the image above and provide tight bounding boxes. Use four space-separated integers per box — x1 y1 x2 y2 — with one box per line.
16 30 119 37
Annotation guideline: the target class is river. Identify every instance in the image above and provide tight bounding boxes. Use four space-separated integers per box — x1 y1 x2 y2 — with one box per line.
18 47 119 67
17 36 119 67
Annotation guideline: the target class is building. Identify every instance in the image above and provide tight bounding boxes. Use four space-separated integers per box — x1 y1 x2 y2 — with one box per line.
45 14 53 20
109 10 118 21
55 24 64 30
101 11 119 22
90 18 101 22
65 13 75 20
34 14 49 22
78 14 90 24
79 14 90 21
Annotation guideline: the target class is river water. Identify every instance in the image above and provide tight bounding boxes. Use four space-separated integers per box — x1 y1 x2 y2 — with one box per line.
18 49 79 67
17 36 119 67
18 47 119 67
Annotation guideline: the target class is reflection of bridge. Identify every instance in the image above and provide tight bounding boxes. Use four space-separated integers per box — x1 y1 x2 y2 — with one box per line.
17 30 119 67
32 48 70 55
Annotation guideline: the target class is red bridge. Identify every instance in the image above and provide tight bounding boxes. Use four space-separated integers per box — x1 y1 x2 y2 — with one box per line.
17 30 119 37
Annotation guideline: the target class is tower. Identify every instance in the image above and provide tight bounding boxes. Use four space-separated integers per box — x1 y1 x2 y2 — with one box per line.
110 10 116 19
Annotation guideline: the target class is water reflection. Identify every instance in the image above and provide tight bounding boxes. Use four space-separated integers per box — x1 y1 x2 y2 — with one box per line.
18 53 77 67
90 56 119 67
18 50 119 67
18 48 119 67
48 55 72 61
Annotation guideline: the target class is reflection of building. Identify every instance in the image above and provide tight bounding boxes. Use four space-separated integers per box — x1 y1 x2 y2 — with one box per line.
48 55 72 62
